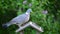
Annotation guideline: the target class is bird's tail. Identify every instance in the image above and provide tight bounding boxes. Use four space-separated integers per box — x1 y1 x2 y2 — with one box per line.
2 22 12 28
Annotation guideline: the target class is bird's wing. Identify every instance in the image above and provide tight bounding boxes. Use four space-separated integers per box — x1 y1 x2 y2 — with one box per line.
9 13 29 24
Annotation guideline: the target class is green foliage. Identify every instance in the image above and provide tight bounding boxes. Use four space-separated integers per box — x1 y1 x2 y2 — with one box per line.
0 0 60 34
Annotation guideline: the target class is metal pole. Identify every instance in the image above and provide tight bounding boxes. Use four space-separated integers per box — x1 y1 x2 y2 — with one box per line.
20 30 24 34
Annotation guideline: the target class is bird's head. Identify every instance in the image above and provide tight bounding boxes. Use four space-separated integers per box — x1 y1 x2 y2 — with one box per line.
26 8 32 14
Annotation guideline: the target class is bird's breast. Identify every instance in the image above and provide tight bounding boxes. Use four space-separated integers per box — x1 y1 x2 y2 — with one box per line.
25 14 30 22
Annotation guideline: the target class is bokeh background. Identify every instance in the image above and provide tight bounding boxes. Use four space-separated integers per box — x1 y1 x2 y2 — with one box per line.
0 0 60 34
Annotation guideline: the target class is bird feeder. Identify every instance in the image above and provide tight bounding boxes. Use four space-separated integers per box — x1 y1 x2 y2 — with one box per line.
15 21 44 34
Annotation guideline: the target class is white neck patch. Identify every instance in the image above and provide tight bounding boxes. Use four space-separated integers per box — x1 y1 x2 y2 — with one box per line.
26 12 29 14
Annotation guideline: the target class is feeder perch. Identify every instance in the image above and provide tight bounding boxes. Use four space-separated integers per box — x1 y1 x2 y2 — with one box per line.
15 21 44 32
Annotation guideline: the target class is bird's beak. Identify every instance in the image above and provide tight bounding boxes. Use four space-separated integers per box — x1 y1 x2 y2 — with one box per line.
31 11 33 13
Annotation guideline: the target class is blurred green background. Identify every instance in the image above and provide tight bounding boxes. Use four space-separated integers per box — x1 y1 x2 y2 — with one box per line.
0 0 60 34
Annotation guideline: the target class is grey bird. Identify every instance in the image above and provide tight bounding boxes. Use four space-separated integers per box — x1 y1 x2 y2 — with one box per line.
2 8 32 28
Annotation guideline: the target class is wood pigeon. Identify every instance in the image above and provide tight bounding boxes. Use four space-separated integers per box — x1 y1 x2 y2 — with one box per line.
2 8 32 28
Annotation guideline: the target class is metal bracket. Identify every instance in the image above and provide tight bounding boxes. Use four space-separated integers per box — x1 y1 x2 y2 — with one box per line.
15 21 44 32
